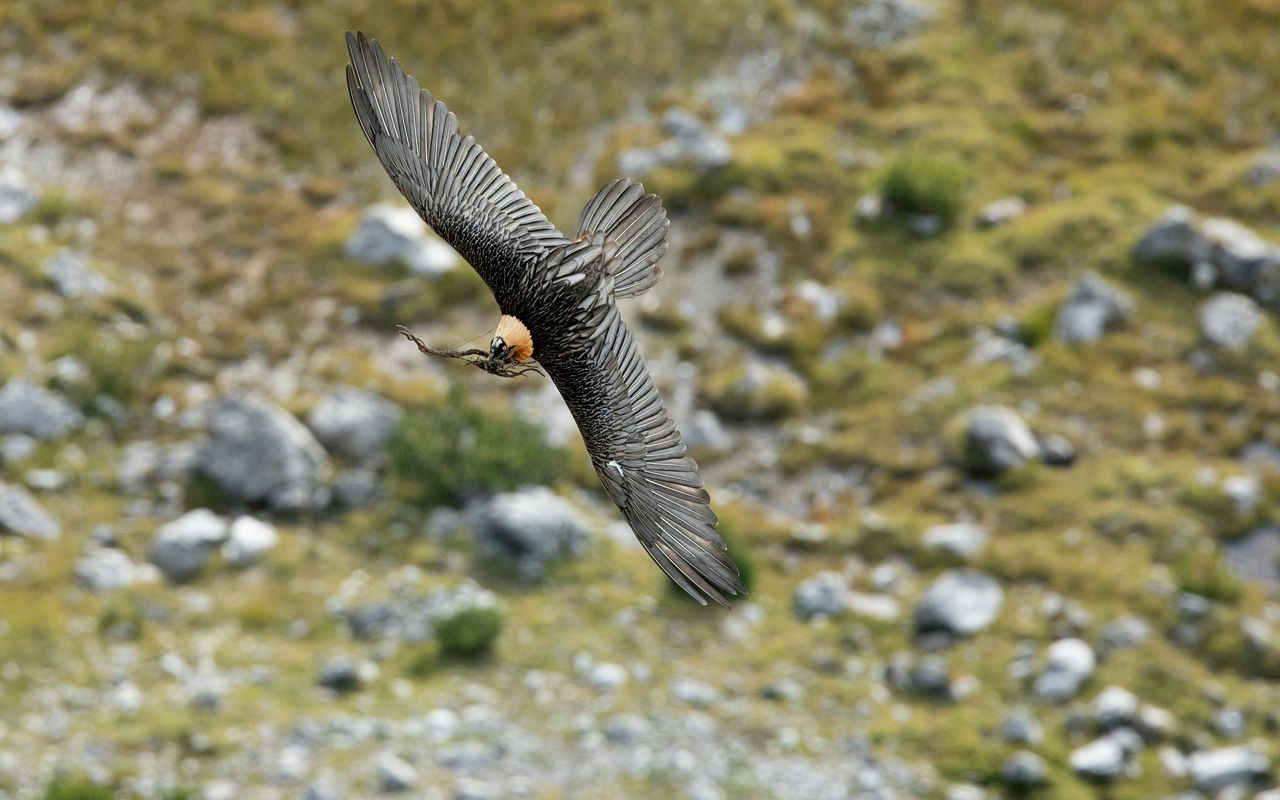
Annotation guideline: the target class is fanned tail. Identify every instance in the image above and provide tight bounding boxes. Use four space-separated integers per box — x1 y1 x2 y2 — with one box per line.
575 179 669 298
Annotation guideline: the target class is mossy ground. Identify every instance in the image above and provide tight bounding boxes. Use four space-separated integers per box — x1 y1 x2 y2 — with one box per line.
1 0 1279 797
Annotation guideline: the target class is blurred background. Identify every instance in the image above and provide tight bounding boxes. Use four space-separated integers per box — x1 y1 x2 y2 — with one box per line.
1 1 1279 798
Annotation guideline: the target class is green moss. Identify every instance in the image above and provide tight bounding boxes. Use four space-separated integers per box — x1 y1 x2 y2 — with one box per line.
435 606 503 660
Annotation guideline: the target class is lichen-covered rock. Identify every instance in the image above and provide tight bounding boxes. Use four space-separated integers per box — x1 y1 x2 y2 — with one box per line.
467 488 590 581
344 203 458 277
953 405 1041 476
306 387 401 463
1053 271 1134 344
1001 751 1047 788
1199 292 1262 350
914 570 1003 635
0 379 85 440
197 394 330 513
0 482 61 539
148 509 228 582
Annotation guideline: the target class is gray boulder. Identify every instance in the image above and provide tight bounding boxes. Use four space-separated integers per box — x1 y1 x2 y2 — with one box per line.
1093 686 1139 729
0 482 60 539
0 379 84 440
148 509 228 582
955 405 1041 476
197 395 330 513
793 570 849 621
1134 205 1280 311
1033 638 1096 701
617 108 731 176
1053 271 1134 343
1199 292 1262 350
1186 746 1270 792
1097 615 1151 654
318 657 362 693
467 487 591 581
306 387 401 463
345 203 458 277
915 569 1003 635
42 251 111 298
0 167 38 223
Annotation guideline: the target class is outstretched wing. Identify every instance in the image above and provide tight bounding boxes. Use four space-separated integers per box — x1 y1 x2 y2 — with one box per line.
345 32 565 294
546 306 745 607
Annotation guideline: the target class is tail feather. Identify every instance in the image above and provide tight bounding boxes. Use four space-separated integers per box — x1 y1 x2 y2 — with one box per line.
576 179 668 298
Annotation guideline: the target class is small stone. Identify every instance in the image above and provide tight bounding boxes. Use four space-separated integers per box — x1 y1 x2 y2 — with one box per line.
375 751 417 793
1070 735 1129 782
1033 638 1096 701
333 467 381 508
1212 708 1246 739
42 250 110 298
921 523 988 559
74 546 139 592
1093 686 1139 728
221 515 278 567
0 167 38 223
915 569 1004 636
148 509 227 582
1038 434 1076 467
1001 751 1047 787
793 571 848 621
670 677 720 707
318 658 362 693
1053 271 1134 344
1000 707 1044 746
589 662 628 692
1187 746 1270 792
1200 292 1262 350
604 713 648 744
955 405 1041 476
976 197 1027 228
0 379 85 440
0 482 60 539
1097 616 1150 654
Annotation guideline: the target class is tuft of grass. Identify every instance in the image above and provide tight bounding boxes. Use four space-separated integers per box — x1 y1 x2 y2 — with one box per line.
42 778 114 800
435 606 503 660
1173 547 1244 604
879 153 969 226
387 387 568 508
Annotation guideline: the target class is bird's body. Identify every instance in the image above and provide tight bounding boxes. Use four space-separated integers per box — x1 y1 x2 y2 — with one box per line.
346 32 745 607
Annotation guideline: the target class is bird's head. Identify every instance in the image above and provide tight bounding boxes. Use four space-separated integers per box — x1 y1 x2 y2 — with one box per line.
489 335 512 363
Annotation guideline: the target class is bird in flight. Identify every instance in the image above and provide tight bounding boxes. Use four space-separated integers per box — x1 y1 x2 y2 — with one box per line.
345 32 745 607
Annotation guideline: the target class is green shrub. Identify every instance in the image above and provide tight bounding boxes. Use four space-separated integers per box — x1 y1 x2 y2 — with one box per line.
1173 547 1243 604
434 606 503 659
387 387 567 508
879 153 968 226
42 778 114 800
